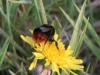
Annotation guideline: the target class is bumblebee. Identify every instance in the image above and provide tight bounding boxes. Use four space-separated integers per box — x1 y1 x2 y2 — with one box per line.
32 24 58 49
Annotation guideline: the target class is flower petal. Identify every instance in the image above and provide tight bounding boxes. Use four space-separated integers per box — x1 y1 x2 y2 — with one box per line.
53 32 58 41
33 52 45 59
20 35 34 48
29 29 33 34
45 59 50 66
51 63 60 75
29 59 37 70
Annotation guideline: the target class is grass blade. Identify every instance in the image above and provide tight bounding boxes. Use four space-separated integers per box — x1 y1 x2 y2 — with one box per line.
74 18 88 56
38 0 47 24
84 35 100 59
0 27 28 56
69 0 86 50
8 0 32 4
59 7 75 26
6 0 17 58
9 70 16 75
74 2 100 47
60 1 100 59
32 0 42 25
0 38 9 68
19 3 34 26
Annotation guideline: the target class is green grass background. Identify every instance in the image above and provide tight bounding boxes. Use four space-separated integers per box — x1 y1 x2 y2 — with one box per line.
0 0 100 75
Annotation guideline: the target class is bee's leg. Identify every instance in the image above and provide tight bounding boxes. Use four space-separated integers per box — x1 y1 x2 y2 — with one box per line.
38 43 41 46
49 39 59 50
55 41 59 50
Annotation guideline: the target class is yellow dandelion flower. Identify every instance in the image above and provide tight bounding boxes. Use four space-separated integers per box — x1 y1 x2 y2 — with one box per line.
20 30 84 75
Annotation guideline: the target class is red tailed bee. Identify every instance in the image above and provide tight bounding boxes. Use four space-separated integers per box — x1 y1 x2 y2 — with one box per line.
32 24 58 49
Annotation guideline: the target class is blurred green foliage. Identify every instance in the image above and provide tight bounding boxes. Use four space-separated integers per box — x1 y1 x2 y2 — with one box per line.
0 0 100 75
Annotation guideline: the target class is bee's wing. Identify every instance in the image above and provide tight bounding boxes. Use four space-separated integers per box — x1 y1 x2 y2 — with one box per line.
40 27 52 32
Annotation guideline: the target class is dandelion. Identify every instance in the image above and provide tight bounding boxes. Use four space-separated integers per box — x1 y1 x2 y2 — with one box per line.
20 29 84 75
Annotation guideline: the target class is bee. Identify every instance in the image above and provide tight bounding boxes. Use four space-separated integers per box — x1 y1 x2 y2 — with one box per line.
32 24 58 49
